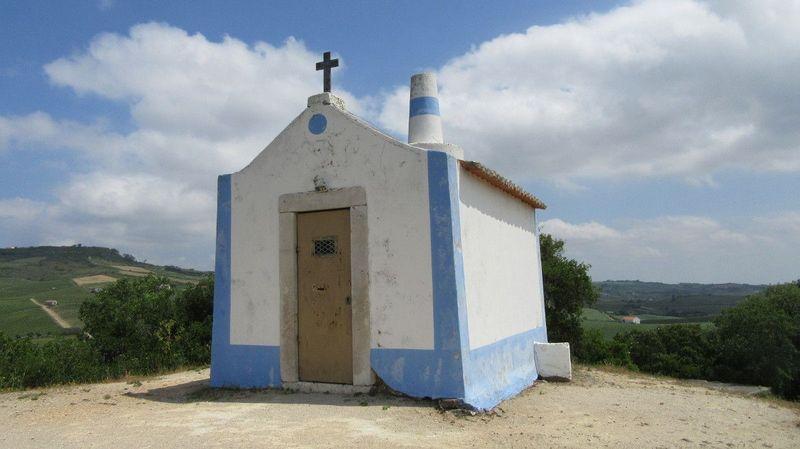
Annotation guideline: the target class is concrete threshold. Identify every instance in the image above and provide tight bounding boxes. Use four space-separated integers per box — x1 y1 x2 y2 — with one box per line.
283 382 372 395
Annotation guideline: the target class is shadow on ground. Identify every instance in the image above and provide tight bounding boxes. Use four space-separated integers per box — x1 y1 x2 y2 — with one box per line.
126 377 434 408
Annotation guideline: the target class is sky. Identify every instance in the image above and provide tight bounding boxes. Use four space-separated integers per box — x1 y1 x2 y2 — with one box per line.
1 0 798 284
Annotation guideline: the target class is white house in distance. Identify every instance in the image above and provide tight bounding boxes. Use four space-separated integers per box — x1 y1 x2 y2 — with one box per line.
210 54 567 410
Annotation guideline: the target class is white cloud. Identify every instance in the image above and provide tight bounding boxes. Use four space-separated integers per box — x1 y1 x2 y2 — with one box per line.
0 23 360 267
379 0 800 183
97 0 115 11
754 212 800 239
540 213 798 283
2 4 799 281
538 218 620 240
0 198 48 222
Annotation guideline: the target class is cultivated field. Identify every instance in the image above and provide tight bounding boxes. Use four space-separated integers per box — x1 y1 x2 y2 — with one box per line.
582 308 713 339
72 274 117 286
0 366 796 448
110 265 152 274
0 246 209 337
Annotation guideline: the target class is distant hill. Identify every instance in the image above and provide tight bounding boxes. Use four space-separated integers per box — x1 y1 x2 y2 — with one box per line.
593 280 767 318
0 245 210 338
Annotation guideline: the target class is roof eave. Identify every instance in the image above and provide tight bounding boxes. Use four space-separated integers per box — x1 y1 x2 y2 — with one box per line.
459 160 547 210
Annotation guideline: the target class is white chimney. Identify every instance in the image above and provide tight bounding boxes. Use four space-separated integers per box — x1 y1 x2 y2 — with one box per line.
408 73 463 159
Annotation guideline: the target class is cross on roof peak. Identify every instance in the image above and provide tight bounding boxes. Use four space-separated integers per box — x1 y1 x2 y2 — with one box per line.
315 51 339 93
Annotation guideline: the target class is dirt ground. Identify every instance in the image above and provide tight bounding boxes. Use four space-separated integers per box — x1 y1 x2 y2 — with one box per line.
0 366 797 449
29 298 71 328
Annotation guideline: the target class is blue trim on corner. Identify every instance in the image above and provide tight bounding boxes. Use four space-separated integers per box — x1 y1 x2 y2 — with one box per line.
370 151 468 400
409 96 440 117
428 152 469 354
210 174 281 388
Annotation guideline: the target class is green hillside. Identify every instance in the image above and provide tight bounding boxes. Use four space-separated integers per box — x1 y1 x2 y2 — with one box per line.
581 308 714 339
584 280 769 338
593 280 767 318
0 245 210 338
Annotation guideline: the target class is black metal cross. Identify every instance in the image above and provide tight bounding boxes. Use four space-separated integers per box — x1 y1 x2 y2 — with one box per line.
316 51 339 93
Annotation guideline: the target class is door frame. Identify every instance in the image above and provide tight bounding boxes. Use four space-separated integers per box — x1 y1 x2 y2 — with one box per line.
278 186 371 386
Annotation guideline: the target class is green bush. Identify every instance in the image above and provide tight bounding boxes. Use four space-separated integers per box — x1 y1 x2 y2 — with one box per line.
0 333 108 389
540 234 598 352
80 275 214 373
574 328 634 368
0 275 214 390
714 283 800 399
174 277 214 364
576 282 800 400
614 325 717 379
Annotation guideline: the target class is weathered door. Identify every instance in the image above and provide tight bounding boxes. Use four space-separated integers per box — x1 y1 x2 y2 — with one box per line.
297 208 353 384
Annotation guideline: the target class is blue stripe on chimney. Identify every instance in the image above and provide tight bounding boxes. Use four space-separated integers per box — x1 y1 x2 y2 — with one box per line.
409 96 440 117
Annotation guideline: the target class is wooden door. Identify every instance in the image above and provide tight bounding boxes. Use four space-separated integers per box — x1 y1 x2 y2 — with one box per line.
297 209 353 384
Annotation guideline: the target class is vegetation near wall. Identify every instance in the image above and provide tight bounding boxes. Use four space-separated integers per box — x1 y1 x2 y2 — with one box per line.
714 283 800 399
2 239 797 401
539 234 799 400
539 234 598 356
0 275 213 390
577 283 800 400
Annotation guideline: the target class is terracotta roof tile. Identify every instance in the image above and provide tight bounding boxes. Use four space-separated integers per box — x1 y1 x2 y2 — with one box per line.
459 160 546 210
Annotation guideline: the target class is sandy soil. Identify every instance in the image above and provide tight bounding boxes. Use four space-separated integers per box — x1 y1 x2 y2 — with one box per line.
0 366 797 449
72 274 117 286
29 298 70 328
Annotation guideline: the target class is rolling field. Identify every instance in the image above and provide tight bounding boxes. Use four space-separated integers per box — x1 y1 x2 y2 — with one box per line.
582 308 713 339
0 246 209 338
0 278 86 336
584 280 764 338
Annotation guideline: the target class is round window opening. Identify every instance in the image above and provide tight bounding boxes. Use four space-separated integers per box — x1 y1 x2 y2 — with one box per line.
308 114 327 134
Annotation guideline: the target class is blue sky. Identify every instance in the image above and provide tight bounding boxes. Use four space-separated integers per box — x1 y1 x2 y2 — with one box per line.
1 0 798 283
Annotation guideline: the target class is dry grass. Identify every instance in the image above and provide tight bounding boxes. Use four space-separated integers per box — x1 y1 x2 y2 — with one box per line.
72 275 117 286
111 265 152 275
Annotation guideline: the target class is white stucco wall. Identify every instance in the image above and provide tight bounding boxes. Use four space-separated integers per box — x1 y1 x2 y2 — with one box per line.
228 100 435 350
458 168 545 350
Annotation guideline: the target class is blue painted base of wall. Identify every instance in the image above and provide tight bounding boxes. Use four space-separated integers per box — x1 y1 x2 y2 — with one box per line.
371 326 547 410
211 345 281 388
464 326 547 410
371 348 464 399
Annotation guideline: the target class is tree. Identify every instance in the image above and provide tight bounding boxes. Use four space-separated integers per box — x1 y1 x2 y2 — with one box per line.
79 275 215 372
539 233 598 353
714 283 800 399
615 325 717 379
80 276 179 370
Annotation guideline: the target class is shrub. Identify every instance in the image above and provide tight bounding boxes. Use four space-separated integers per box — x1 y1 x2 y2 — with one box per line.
0 333 107 389
574 328 634 368
714 283 800 399
175 277 214 364
0 275 216 390
614 325 717 379
540 234 598 351
576 282 800 400
79 275 214 374
80 276 181 372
